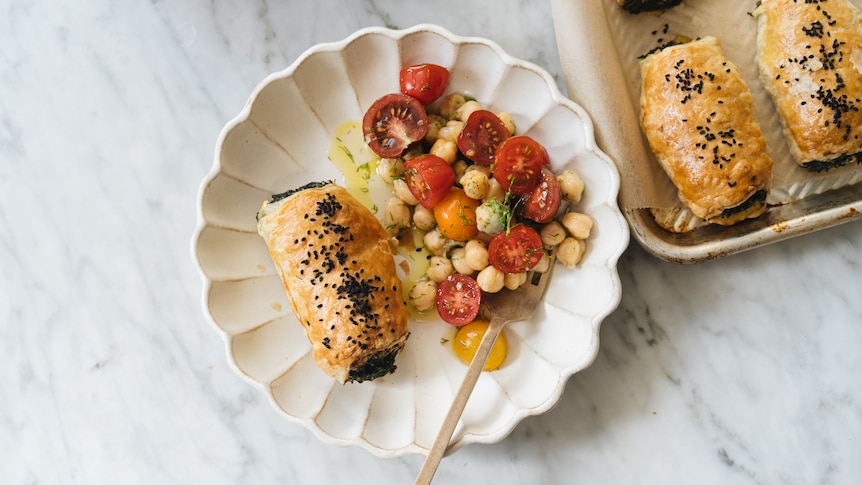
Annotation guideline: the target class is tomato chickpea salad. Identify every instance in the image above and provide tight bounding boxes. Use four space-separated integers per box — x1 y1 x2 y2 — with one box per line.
353 63 593 368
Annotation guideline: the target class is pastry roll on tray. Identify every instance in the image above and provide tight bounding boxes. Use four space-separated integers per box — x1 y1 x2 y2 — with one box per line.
257 181 409 383
639 37 774 226
754 0 862 172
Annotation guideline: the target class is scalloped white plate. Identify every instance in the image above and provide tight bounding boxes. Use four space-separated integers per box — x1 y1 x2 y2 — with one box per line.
192 24 629 458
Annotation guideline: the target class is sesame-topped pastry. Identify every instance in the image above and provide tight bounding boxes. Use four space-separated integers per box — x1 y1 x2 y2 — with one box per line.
256 181 409 383
754 0 862 172
639 36 774 225
617 0 682 14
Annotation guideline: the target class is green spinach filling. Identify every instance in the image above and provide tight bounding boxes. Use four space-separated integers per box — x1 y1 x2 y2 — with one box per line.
620 0 683 15
268 180 333 204
348 344 404 383
802 152 862 173
716 189 767 220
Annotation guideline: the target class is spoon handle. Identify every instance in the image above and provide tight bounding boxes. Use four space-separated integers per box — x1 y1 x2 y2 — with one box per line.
414 316 507 485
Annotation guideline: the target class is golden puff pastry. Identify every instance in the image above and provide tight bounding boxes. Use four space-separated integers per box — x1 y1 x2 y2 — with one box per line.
754 0 862 172
640 36 774 225
257 181 409 383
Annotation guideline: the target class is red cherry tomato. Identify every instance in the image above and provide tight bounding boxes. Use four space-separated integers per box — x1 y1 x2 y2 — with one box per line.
492 136 549 194
521 168 562 223
436 274 482 327
488 224 544 273
403 154 456 209
457 110 510 165
362 93 428 158
399 63 450 105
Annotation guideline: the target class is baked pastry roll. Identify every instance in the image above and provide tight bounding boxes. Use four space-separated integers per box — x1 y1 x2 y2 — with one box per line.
257 181 409 383
617 0 682 14
640 37 774 225
754 0 862 172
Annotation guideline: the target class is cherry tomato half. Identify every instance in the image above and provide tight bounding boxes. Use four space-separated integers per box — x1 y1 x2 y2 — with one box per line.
362 93 428 158
488 224 544 273
404 154 456 209
436 274 482 327
457 110 510 165
433 189 480 242
492 135 549 195
453 320 508 371
520 168 562 223
399 63 450 105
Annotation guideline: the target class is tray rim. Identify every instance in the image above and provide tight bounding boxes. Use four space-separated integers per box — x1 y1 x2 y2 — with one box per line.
626 182 862 263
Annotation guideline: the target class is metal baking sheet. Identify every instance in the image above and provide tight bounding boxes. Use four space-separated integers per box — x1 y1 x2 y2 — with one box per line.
553 0 862 263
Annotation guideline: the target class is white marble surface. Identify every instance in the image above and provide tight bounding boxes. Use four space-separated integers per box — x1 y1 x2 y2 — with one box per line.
3 0 861 484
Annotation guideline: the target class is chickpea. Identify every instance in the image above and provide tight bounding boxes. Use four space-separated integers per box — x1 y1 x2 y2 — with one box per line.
377 157 404 184
532 253 552 273
424 228 447 256
497 111 516 135
409 279 438 312
437 120 465 144
424 114 447 144
540 221 566 248
558 170 585 205
483 177 507 204
393 178 419 206
383 196 411 233
476 266 505 293
557 237 586 268
460 170 490 200
439 93 467 118
429 139 458 164
413 205 437 231
560 212 594 240
452 159 469 180
465 164 491 177
450 246 474 276
504 272 527 290
427 256 455 283
456 100 482 122
464 239 489 271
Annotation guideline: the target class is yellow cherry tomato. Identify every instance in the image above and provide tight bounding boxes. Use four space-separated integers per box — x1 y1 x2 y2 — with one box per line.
433 188 479 241
453 319 507 371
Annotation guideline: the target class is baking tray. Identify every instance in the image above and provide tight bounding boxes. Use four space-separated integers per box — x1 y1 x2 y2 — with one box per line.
552 0 862 263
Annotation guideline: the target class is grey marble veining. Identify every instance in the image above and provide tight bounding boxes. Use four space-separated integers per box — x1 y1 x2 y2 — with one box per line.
2 0 861 483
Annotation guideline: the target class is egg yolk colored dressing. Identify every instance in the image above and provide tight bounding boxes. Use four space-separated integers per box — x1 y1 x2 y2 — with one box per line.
328 120 380 209
328 120 432 317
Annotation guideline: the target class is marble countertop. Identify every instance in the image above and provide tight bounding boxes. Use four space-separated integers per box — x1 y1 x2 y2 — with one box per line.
4 0 861 483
